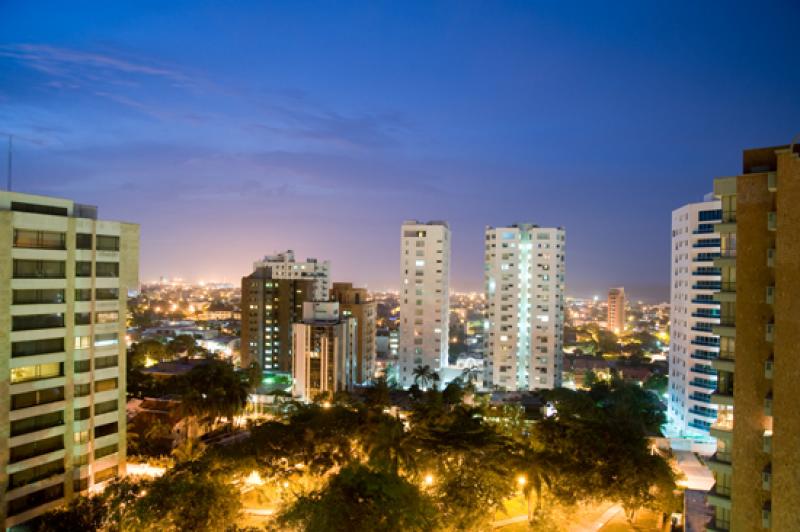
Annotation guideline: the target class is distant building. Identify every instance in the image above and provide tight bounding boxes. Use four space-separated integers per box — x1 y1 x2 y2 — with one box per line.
607 287 626 333
484 224 566 391
240 264 314 372
292 302 357 402
0 191 139 528
706 145 800 531
330 282 377 384
253 250 330 301
398 221 450 388
668 199 721 439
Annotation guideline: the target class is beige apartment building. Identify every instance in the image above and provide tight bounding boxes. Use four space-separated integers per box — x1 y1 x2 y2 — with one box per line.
607 287 626 334
330 282 377 384
706 145 800 531
0 192 139 528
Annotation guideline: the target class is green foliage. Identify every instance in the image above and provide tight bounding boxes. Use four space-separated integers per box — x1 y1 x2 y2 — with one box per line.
131 464 241 531
178 359 251 426
277 464 438 532
130 339 168 369
167 334 198 356
643 373 668 396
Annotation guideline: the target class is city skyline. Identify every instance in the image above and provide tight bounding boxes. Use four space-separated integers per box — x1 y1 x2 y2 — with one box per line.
2 2 800 301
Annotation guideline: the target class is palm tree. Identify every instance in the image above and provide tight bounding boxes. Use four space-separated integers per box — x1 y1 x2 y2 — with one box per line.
364 416 417 476
518 446 554 521
412 364 434 390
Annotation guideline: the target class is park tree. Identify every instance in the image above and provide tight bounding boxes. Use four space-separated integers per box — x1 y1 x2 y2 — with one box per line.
277 463 438 532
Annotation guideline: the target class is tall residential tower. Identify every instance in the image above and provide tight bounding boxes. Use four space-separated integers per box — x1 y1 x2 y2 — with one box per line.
668 199 721 440
398 221 450 388
484 224 565 391
0 192 139 528
607 287 626 334
706 145 800 532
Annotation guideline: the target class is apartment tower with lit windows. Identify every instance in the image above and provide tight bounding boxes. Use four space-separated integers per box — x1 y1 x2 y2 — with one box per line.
706 145 800 532
398 221 450 388
606 287 626 333
484 224 565 391
0 192 139 528
668 199 721 440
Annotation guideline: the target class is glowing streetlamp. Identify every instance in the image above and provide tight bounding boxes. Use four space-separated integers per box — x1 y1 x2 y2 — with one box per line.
517 475 527 487
423 474 434 486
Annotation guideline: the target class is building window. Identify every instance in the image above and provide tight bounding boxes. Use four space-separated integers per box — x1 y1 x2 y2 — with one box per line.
6 483 64 516
94 443 118 460
95 356 118 370
13 229 66 250
12 313 65 331
11 387 65 410
95 378 118 393
74 359 91 373
9 434 64 463
11 363 64 384
75 312 92 325
94 422 118 439
75 261 92 277
95 311 119 324
76 233 93 250
75 289 92 301
8 458 64 490
12 289 65 305
94 333 118 347
95 399 118 415
75 336 92 349
96 262 119 278
10 410 65 437
74 383 91 397
95 288 119 300
13 259 65 279
94 465 118 483
96 235 120 251
12 337 64 358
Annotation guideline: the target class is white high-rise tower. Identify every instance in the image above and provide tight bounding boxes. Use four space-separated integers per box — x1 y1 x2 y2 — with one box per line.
668 199 721 440
485 224 565 391
398 220 450 388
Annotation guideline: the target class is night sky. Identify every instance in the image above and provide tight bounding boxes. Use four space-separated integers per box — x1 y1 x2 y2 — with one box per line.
2 2 799 301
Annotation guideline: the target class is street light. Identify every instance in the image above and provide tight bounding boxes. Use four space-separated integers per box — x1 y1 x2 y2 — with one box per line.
517 474 527 487
424 474 434 486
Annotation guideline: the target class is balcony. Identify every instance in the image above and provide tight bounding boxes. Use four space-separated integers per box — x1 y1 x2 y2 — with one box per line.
691 337 720 348
766 323 774 343
710 421 733 441
691 296 719 306
712 356 735 373
764 430 772 453
765 357 774 379
692 268 721 276
693 239 721 248
713 282 736 303
690 378 717 390
692 282 721 291
706 452 733 474
768 171 777 191
763 501 772 529
690 364 717 376
706 517 731 532
707 485 732 509
715 211 737 235
767 248 775 268
693 253 719 263
766 286 775 305
691 322 715 333
691 350 717 361
711 389 734 406
712 319 736 338
768 211 777 232
764 392 773 417
689 392 712 404
689 406 718 419
763 464 772 491
688 420 711 431
692 311 720 319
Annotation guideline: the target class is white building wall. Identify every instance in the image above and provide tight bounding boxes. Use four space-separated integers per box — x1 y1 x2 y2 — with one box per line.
484 224 565 391
398 221 450 388
254 250 331 301
669 200 721 438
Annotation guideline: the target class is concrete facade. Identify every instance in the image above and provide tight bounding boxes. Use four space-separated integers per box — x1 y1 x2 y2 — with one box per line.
706 145 800 532
668 201 721 439
253 250 330 301
607 287 626 334
484 224 565 391
291 302 357 402
398 221 450 388
330 282 376 384
0 192 138 528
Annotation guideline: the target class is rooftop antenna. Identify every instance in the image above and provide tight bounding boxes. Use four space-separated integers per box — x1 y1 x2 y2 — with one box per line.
6 134 11 191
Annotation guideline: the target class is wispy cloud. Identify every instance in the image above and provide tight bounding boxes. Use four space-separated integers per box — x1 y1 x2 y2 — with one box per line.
0 44 188 83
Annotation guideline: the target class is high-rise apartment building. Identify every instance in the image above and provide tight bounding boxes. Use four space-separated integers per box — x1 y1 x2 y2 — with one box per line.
253 250 330 301
240 266 313 372
607 287 626 334
706 145 800 532
330 282 376 384
292 302 357 402
668 200 721 439
398 221 450 388
0 192 139 528
484 224 565 391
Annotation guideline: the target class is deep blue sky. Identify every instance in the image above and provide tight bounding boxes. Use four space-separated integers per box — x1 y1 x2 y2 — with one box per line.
2 1 799 300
